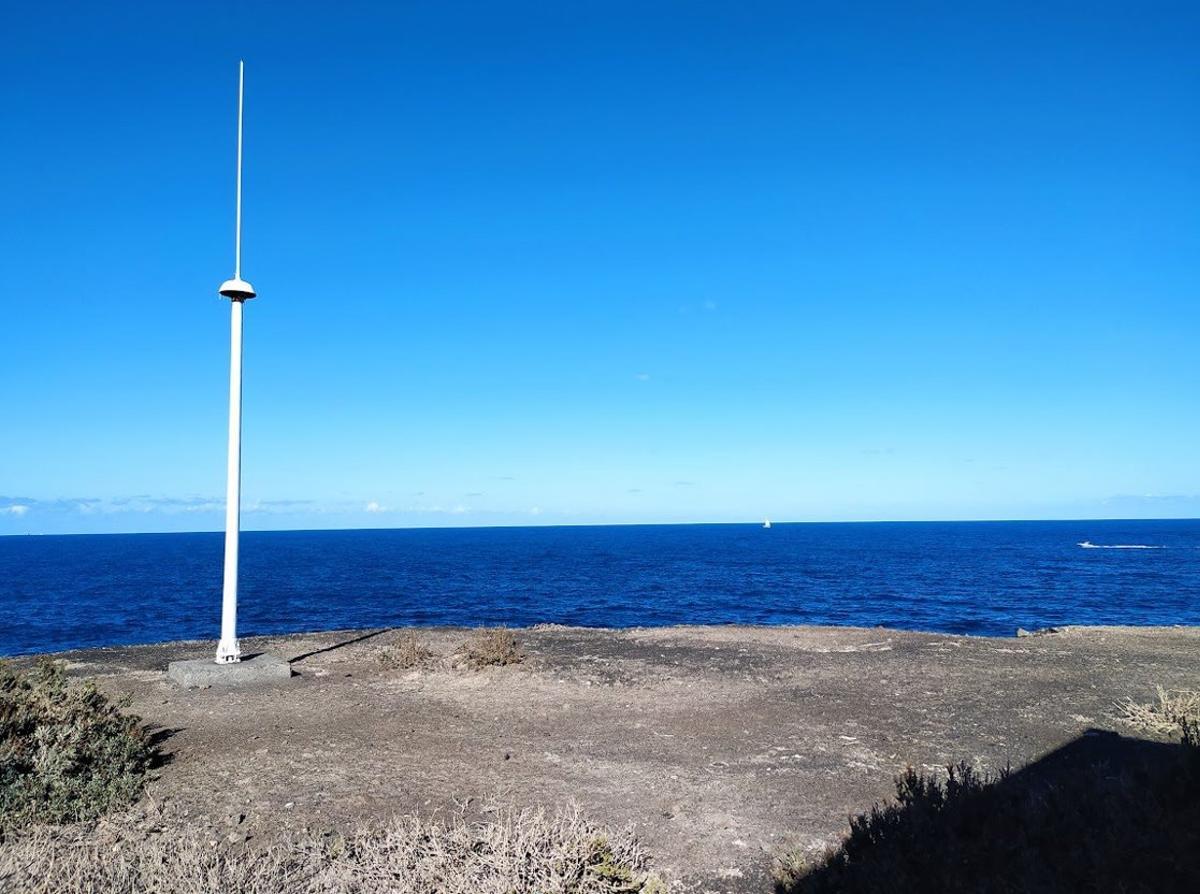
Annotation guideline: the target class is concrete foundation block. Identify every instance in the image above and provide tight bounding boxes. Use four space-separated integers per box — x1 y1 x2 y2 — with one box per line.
167 652 293 687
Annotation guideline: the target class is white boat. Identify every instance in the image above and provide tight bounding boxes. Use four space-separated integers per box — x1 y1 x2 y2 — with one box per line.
763 518 771 529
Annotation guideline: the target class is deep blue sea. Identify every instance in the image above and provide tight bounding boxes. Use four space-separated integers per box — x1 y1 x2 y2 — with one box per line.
2 520 1199 656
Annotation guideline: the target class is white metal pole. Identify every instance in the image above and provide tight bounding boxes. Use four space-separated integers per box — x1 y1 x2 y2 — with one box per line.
216 298 244 663
216 61 248 665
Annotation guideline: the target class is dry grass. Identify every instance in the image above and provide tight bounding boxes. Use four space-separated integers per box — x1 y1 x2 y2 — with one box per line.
0 807 666 894
458 627 524 669
1116 685 1200 737
379 630 435 670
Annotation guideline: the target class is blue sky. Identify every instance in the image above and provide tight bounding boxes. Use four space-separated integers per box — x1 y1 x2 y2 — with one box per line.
2 1 1198 534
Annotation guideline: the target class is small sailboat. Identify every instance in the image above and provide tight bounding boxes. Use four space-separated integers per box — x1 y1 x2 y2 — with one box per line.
763 518 772 529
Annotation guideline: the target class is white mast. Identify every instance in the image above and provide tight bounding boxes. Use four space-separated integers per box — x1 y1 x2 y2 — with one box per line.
216 61 257 664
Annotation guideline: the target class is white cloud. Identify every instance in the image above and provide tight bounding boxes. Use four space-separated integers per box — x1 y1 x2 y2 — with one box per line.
635 373 651 381
183 501 223 513
365 500 385 513
95 496 222 515
3 505 29 517
245 499 315 515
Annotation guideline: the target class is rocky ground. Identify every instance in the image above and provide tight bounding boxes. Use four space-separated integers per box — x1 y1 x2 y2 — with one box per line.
18 624 1200 893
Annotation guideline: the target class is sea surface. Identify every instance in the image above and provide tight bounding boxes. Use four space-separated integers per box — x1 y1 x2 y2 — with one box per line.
2 520 1199 656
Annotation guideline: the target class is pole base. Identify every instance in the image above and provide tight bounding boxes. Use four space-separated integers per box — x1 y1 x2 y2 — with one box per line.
215 638 242 664
169 653 292 688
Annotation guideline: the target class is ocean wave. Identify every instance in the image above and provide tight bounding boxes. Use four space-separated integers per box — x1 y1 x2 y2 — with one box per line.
1077 541 1165 549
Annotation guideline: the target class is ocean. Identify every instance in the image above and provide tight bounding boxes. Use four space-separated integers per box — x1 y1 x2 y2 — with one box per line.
2 519 1198 656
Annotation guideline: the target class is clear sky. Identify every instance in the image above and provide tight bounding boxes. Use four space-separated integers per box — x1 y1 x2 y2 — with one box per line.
2 2 1198 534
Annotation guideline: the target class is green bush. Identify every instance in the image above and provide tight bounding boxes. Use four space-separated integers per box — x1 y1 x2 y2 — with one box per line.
0 659 155 827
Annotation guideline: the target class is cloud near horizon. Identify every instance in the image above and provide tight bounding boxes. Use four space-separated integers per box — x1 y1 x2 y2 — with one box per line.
0 493 538 535
3 490 1200 536
0 495 498 519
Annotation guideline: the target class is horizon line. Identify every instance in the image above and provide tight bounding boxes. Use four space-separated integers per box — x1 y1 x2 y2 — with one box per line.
3 515 1198 538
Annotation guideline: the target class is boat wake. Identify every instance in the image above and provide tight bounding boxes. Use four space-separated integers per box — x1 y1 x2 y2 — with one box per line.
1078 541 1165 549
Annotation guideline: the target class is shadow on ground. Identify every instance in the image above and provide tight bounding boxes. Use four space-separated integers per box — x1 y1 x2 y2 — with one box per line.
287 628 392 664
778 728 1200 894
144 725 183 770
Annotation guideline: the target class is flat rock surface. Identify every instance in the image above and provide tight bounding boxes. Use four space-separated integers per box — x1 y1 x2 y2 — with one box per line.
21 624 1200 892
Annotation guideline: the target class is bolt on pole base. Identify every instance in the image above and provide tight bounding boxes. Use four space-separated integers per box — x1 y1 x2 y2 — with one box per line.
215 639 242 664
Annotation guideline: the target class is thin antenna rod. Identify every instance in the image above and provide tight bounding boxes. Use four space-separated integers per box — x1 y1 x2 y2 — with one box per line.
235 60 245 280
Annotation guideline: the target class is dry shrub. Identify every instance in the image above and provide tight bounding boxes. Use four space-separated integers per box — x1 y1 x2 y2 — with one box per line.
379 631 434 670
0 807 667 894
0 659 155 829
0 823 318 893
1116 685 1200 737
459 627 524 669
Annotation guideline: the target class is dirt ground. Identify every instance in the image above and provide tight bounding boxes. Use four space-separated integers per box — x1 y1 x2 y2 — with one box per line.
24 624 1200 893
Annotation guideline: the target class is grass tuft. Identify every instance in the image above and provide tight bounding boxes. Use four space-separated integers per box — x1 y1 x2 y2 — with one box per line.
379 631 434 670
0 659 155 829
458 627 524 669
1116 685 1200 737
